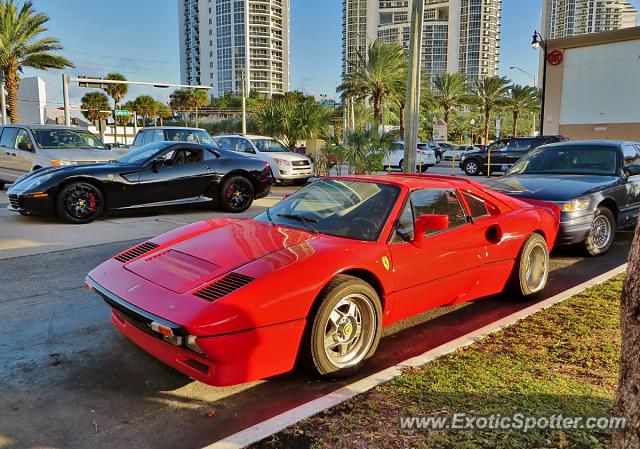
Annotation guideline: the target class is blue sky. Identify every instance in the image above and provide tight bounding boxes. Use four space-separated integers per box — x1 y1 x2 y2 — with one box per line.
25 0 639 107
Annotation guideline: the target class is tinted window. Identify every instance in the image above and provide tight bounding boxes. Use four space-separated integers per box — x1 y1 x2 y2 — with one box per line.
0 127 18 147
133 131 145 147
463 192 490 219
214 136 242 151
117 142 171 164
508 145 618 176
623 145 640 166
150 129 165 143
32 129 106 149
251 138 288 153
508 139 534 151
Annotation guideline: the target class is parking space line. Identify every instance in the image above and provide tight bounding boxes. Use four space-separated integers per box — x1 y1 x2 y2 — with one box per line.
204 263 628 449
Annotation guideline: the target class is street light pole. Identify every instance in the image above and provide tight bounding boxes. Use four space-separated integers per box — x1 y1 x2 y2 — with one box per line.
62 74 71 126
532 31 548 136
403 0 425 174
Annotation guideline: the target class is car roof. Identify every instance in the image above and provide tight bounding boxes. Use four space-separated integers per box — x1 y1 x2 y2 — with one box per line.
214 134 274 139
1 124 87 131
325 174 486 190
541 140 636 149
140 126 207 131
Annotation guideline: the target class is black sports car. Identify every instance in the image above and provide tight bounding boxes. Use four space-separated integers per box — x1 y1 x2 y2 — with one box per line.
487 140 640 256
7 141 273 223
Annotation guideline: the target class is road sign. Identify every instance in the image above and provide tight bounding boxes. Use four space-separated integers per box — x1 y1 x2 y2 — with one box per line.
114 109 130 116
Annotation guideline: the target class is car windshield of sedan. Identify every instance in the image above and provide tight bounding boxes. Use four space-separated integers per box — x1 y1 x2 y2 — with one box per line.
255 180 400 241
251 138 288 153
33 129 107 150
507 145 618 176
117 142 171 164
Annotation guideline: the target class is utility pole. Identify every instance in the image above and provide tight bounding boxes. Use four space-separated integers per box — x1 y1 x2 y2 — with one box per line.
241 66 247 135
403 0 425 174
0 73 7 125
62 74 71 126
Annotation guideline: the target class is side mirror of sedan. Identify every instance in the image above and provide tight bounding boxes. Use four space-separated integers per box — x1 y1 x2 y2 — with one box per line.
626 164 640 177
151 158 163 173
412 214 449 248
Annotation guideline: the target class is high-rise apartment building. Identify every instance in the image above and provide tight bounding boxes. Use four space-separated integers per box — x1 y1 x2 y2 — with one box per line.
342 0 502 82
542 0 638 40
178 0 290 97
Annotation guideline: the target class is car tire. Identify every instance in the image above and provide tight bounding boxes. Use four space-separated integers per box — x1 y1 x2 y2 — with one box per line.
219 175 254 213
306 275 382 377
463 159 481 176
293 178 308 186
269 168 282 185
0 182 4 190
584 206 616 256
56 182 104 224
510 233 550 298
435 154 442 164
398 159 404 172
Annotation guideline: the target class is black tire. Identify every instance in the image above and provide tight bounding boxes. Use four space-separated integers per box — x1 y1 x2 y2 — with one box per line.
293 178 309 186
219 175 254 213
306 275 382 377
435 154 442 164
269 168 282 185
398 159 404 172
463 159 481 176
509 233 550 298
417 164 429 173
584 206 616 256
56 182 104 224
0 182 5 190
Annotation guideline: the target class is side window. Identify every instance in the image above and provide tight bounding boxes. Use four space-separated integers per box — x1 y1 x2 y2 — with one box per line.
152 129 165 143
462 192 490 219
215 137 240 152
203 148 218 160
0 127 18 148
15 129 34 151
508 139 530 151
132 131 145 147
142 131 154 146
623 145 640 166
391 189 468 243
238 139 255 153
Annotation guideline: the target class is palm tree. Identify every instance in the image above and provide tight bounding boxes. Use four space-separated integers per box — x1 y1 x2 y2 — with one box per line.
337 40 406 126
132 95 158 125
472 76 511 144
430 72 470 125
505 85 539 137
103 72 127 109
256 95 329 151
80 92 110 125
0 0 73 123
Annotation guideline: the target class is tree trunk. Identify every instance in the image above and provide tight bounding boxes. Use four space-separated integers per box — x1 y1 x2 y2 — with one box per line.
5 68 20 124
444 108 450 125
612 220 640 449
373 94 382 126
512 110 520 137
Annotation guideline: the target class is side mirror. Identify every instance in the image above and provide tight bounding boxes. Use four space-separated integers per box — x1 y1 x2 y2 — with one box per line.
412 214 449 248
626 164 640 177
151 158 163 173
244 148 255 154
105 143 113 150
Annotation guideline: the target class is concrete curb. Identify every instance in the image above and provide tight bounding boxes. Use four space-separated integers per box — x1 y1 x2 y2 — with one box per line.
204 263 628 449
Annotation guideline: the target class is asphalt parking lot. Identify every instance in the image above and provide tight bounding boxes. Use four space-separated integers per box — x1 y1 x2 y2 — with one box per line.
0 169 631 449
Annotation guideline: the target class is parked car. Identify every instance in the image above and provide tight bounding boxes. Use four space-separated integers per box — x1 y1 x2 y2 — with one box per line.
383 141 437 172
7 141 272 223
460 135 568 176
130 127 215 150
420 142 455 163
443 145 479 162
488 140 640 255
0 125 115 189
85 174 558 386
213 134 313 185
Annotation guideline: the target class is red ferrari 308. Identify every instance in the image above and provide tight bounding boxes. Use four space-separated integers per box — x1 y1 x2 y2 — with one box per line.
85 175 559 386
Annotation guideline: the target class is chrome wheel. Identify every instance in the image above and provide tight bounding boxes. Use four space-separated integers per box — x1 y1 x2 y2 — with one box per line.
464 160 479 175
590 215 612 250
524 242 548 293
323 293 376 368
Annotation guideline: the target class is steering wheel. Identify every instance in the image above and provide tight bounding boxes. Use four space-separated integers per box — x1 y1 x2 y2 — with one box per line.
350 217 379 240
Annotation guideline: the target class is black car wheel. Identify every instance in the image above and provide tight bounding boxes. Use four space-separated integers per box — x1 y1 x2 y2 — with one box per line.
56 182 104 224
306 275 382 377
293 178 309 186
585 206 616 256
435 153 442 164
0 182 4 190
463 159 481 176
220 175 254 213
510 233 549 298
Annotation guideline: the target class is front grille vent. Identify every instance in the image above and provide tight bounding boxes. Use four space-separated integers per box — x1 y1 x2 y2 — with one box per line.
194 272 254 301
8 195 20 209
292 160 310 166
114 242 159 263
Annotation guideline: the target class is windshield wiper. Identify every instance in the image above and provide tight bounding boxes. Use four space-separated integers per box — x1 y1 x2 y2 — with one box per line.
265 208 274 225
276 213 319 234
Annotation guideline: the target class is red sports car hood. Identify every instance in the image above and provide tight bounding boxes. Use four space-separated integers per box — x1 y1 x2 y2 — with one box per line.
124 219 315 294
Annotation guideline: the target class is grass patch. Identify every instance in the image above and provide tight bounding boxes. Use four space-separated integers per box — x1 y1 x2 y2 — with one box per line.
253 276 623 449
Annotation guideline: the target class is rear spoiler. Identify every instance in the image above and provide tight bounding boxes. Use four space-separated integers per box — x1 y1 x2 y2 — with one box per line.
519 198 561 225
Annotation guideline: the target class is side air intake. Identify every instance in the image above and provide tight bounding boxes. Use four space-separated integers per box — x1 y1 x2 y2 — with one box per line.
194 272 254 301
114 242 159 263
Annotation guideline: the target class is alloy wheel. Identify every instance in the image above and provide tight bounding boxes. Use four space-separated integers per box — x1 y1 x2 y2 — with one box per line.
225 179 252 209
63 184 100 220
524 242 548 293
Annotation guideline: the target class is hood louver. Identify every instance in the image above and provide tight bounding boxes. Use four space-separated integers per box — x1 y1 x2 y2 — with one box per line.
194 272 254 302
114 242 159 263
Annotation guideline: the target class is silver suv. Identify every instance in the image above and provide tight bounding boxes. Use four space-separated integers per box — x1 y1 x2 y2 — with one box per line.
131 127 215 149
0 125 113 189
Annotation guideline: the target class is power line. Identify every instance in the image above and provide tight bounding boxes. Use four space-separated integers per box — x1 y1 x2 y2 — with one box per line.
65 49 180 66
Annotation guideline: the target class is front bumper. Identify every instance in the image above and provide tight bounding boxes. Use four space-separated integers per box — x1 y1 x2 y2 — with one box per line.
6 191 55 216
556 213 593 245
274 163 313 180
86 276 306 386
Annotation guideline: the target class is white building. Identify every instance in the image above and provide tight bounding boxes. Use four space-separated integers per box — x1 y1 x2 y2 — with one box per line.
542 0 638 40
342 0 502 83
178 0 290 97
17 77 46 124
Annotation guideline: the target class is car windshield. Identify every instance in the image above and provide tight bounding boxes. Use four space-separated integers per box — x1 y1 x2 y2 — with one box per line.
255 179 400 241
164 129 214 145
251 138 288 153
507 145 619 176
117 142 171 164
32 129 107 150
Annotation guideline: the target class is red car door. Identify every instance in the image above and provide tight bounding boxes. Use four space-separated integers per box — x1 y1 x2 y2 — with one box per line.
386 188 486 324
